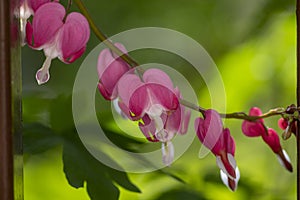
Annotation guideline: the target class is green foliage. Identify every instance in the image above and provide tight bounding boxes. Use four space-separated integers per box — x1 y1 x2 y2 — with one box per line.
24 95 141 199
23 0 297 199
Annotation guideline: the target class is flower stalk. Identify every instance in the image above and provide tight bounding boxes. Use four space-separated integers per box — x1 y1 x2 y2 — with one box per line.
74 0 296 123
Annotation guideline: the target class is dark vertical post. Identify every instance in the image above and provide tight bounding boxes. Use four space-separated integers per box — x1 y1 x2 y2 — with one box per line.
0 0 22 199
297 0 300 200
11 0 23 198
0 0 14 199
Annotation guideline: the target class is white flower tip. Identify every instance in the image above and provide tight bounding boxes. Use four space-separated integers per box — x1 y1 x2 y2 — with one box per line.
162 141 174 166
216 154 236 180
277 149 293 172
220 167 240 192
112 98 127 119
282 126 292 140
36 69 50 85
36 57 52 85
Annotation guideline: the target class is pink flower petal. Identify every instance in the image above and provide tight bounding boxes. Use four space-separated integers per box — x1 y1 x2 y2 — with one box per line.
195 109 223 152
138 114 159 142
147 83 179 110
25 21 33 46
62 46 86 64
118 69 178 120
222 128 235 155
278 118 288 130
97 45 130 100
28 0 51 12
143 68 174 91
164 107 181 134
241 107 265 137
97 43 129 78
111 43 128 58
129 83 178 119
262 128 281 153
29 2 65 48
127 85 150 118
59 12 90 62
118 74 144 117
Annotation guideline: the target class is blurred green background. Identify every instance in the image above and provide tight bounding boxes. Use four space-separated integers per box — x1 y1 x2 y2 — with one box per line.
22 0 297 199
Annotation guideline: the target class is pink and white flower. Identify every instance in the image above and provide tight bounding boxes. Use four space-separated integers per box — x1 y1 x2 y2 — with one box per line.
195 109 239 191
117 68 188 166
138 89 191 166
241 107 265 137
262 128 293 172
242 107 293 172
26 2 90 84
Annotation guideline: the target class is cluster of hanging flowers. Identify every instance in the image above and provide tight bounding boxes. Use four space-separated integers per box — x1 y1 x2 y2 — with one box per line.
97 43 191 166
97 43 294 191
19 1 295 192
20 0 90 85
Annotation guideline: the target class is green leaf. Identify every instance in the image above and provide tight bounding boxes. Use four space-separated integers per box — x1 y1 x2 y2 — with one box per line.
23 123 62 154
107 168 141 193
62 141 85 188
49 95 74 133
155 188 207 200
158 170 186 184
86 178 119 200
62 131 140 200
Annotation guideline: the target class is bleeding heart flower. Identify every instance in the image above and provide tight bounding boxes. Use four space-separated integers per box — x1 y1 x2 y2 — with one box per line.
241 107 266 137
262 128 293 172
26 2 90 85
117 68 179 120
194 109 239 191
138 89 191 166
117 68 183 166
97 43 131 100
242 107 293 172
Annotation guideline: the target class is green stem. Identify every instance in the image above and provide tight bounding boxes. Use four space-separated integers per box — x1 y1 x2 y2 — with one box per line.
73 0 139 67
179 99 285 121
74 0 287 122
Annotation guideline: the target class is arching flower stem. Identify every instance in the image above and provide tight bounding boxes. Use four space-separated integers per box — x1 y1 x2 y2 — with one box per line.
74 0 295 122
73 0 139 68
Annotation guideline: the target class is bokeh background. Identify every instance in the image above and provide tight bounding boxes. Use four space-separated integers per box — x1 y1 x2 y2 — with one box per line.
22 0 297 199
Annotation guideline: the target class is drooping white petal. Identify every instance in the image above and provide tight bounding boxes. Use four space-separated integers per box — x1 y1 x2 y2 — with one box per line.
19 0 33 45
147 104 163 118
155 129 174 143
112 98 127 119
36 56 52 85
216 153 236 180
161 141 174 166
220 167 240 191
227 153 237 169
152 115 164 134
277 149 291 169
